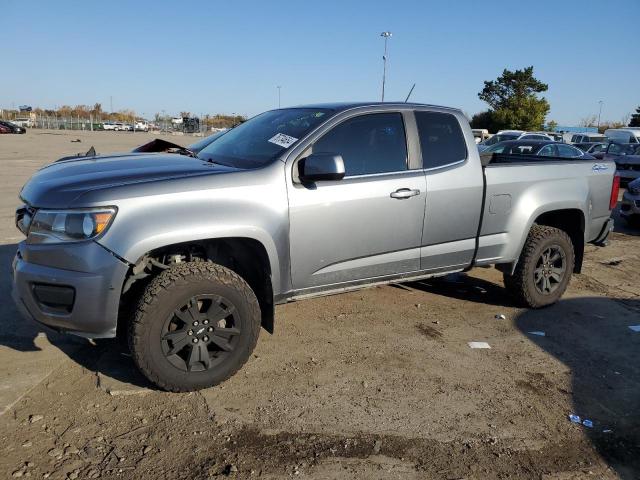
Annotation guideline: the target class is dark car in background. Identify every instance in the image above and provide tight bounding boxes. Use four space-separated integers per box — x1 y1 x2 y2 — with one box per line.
0 120 26 134
575 142 608 159
603 143 640 184
481 140 593 159
620 177 640 226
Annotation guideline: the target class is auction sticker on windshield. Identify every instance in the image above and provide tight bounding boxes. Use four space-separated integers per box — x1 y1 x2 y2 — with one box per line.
268 133 298 148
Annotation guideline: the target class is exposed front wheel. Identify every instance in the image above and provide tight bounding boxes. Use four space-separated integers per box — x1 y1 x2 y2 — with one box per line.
503 225 575 308
129 262 261 392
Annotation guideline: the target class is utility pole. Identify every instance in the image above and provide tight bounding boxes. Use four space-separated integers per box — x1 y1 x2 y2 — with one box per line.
380 31 392 102
277 86 281 108
597 100 603 130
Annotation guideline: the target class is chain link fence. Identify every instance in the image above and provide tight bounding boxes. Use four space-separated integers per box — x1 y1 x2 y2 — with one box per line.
0 112 213 134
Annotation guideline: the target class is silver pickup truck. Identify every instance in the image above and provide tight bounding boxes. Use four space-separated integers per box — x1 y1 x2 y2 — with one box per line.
12 103 618 391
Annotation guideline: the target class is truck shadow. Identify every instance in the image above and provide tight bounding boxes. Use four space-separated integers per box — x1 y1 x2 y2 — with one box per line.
0 243 76 354
0 243 155 391
405 271 517 308
515 297 640 478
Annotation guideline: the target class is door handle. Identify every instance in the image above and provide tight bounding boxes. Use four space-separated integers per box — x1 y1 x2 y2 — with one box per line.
390 188 420 199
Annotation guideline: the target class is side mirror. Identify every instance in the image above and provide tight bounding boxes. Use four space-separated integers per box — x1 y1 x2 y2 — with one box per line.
299 153 345 183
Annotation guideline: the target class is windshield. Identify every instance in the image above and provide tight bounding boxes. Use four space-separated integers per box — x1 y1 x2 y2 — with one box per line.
483 134 519 146
197 108 331 168
188 130 228 154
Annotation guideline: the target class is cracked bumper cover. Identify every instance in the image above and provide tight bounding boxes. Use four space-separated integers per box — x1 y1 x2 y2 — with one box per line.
11 240 129 338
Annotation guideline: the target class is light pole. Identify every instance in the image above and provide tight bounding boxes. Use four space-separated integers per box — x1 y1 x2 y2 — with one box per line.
380 31 392 102
597 100 603 130
277 86 281 108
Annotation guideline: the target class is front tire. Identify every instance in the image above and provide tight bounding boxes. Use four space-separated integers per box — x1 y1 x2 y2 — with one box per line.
503 225 575 308
129 262 260 392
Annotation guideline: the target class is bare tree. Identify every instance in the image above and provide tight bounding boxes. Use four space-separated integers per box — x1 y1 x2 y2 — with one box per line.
579 115 597 127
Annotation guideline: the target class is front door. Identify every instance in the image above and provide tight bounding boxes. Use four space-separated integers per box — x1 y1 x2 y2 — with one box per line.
288 112 427 291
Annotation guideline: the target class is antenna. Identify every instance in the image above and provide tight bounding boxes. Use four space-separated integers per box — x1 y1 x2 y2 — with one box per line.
404 83 416 103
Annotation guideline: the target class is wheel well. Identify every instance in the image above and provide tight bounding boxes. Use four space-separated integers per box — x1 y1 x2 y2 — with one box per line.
534 209 585 273
118 238 274 339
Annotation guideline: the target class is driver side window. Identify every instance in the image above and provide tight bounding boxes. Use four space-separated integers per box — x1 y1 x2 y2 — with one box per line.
312 113 408 176
538 145 556 156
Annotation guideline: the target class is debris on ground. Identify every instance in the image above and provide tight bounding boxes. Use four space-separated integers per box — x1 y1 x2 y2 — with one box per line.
528 331 546 336
468 342 491 349
601 258 623 266
373 439 382 453
495 314 506 320
568 414 594 429
28 414 43 424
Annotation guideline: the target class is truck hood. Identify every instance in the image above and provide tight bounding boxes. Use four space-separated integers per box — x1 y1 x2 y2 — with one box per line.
20 153 239 208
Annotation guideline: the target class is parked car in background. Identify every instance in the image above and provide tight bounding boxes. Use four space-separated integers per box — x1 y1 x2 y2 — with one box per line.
620 177 640 226
0 120 27 134
134 121 150 132
574 142 608 158
571 133 607 144
478 131 555 151
603 142 640 184
605 128 640 144
481 140 590 159
534 131 564 142
472 129 490 144
102 122 117 131
11 117 34 128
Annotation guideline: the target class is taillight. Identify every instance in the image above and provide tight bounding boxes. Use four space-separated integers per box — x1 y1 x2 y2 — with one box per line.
609 175 620 210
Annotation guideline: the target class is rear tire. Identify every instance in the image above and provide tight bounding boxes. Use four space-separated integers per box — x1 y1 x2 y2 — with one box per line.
128 262 260 392
503 225 574 308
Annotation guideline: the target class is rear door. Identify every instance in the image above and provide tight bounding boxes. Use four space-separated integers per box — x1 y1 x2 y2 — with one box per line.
414 110 485 271
287 111 426 290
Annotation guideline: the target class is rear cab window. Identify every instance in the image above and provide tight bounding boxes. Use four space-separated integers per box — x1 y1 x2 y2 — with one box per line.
414 111 467 169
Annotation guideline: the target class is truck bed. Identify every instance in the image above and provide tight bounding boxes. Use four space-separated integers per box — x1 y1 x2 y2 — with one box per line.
474 156 615 267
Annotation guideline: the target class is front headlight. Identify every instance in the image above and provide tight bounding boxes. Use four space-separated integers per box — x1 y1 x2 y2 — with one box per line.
27 208 116 244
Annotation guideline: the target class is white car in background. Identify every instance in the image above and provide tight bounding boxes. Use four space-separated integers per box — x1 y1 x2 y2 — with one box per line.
12 118 34 128
478 130 554 151
102 122 117 131
134 121 150 132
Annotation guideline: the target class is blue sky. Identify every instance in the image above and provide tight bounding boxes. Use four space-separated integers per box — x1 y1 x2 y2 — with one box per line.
3 0 639 124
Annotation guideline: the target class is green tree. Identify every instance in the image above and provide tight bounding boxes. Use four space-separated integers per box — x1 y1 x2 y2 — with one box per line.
470 110 499 132
477 66 550 131
546 120 558 131
629 106 640 127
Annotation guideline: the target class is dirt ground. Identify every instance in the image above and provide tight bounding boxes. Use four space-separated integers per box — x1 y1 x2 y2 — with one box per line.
0 130 638 479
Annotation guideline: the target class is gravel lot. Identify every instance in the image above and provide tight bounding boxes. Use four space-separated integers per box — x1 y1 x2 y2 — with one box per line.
1 130 639 479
